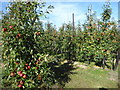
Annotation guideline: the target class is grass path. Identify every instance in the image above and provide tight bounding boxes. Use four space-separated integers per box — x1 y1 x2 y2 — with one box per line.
64 61 118 88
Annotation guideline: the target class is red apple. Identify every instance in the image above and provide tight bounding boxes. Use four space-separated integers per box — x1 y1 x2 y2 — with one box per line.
27 66 31 69
16 33 21 38
25 63 28 66
97 38 100 41
5 32 8 34
103 49 107 52
10 72 15 77
36 32 40 35
18 84 22 88
3 28 7 32
20 73 24 77
20 80 24 85
23 74 26 78
38 58 41 61
16 62 19 64
38 74 42 80
102 27 104 29
17 71 22 75
101 32 105 35
9 25 13 29
0 43 3 45
111 33 114 36
17 33 21 37
36 61 38 64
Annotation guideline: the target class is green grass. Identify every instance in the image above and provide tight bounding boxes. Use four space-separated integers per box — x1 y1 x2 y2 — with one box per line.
64 66 118 88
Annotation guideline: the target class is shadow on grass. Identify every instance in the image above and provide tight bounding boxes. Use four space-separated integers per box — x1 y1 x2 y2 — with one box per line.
95 61 111 69
49 60 77 88
99 87 108 90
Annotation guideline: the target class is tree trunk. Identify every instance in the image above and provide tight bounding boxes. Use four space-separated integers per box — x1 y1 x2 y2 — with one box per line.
112 59 115 70
102 56 106 69
113 49 120 71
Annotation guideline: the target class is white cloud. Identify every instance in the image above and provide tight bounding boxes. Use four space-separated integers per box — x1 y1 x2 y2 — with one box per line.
40 19 48 23
47 3 86 28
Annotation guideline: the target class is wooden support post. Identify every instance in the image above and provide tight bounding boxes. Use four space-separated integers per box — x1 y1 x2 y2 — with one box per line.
72 13 76 60
72 13 75 31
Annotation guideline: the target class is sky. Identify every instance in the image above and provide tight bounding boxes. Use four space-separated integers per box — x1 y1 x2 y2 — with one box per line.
0 0 119 29
45 1 118 28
